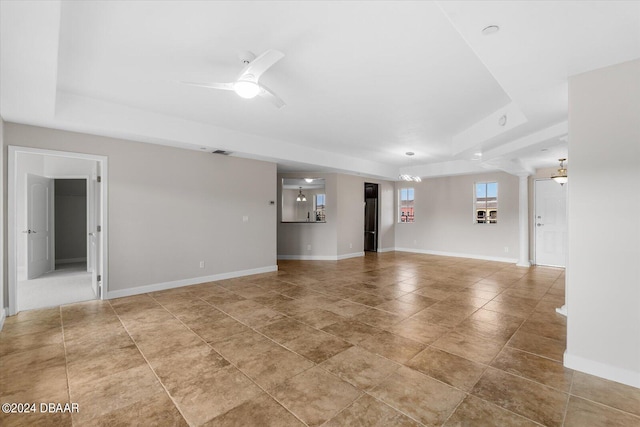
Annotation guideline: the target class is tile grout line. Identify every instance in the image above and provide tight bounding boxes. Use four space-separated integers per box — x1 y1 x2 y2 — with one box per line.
105 299 193 427
146 292 313 426
59 306 76 427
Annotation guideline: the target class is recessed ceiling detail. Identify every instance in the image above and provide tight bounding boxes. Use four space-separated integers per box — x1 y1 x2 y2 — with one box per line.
2 1 637 178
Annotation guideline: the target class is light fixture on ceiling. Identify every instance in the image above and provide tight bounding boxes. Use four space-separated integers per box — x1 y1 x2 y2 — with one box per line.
304 178 314 183
399 174 422 182
498 114 507 127
296 187 307 202
405 152 415 156
471 152 483 161
233 80 261 99
551 158 568 185
482 25 500 36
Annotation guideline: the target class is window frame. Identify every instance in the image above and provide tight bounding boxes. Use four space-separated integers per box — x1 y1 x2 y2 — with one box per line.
398 187 415 223
474 181 498 224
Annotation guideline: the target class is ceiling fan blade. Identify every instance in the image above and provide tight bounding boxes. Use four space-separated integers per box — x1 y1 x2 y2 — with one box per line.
181 81 234 91
258 84 286 109
238 50 284 81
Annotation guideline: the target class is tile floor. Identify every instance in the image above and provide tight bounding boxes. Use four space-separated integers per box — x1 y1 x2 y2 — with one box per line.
1 252 639 426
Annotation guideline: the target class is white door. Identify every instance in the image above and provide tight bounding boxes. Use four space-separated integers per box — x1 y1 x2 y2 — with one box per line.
535 179 567 267
90 167 102 298
26 174 54 279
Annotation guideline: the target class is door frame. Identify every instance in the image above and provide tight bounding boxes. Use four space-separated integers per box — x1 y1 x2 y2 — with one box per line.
532 178 567 267
364 182 380 252
8 146 109 316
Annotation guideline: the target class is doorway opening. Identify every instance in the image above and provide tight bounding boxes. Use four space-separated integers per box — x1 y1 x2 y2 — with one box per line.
534 178 567 267
364 183 379 252
8 146 108 315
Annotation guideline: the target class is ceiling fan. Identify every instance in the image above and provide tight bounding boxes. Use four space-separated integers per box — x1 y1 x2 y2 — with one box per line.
182 50 286 109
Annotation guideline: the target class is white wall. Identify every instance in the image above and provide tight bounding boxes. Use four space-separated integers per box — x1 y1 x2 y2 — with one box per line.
395 172 519 262
565 59 640 388
4 123 278 299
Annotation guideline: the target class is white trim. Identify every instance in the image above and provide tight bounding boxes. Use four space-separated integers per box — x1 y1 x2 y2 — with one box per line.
564 351 640 389
105 265 278 299
278 252 364 261
377 247 395 253
337 252 365 260
8 146 109 316
0 308 6 331
56 257 87 265
278 255 340 261
394 247 518 264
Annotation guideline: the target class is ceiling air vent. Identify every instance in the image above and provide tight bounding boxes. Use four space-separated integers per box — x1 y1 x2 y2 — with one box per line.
212 150 232 156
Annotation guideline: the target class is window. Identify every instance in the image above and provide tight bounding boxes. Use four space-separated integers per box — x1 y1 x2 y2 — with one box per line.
399 187 415 223
475 182 498 224
314 194 326 222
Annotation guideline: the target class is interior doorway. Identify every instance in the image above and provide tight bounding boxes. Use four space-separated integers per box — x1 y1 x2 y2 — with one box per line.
8 146 108 315
364 183 379 252
534 178 567 267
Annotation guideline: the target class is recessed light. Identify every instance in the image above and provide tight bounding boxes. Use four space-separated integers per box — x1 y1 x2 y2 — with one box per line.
405 152 415 156
498 114 507 126
200 147 207 150
482 25 500 36
540 148 548 152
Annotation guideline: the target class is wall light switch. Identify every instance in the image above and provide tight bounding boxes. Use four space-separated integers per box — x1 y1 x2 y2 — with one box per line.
242 215 249 222
199 261 205 268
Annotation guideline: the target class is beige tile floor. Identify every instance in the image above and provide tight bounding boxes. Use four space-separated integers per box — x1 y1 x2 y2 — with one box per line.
1 252 640 426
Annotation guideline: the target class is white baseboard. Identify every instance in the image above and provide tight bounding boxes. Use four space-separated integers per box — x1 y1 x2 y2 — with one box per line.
564 351 640 389
278 252 364 261
0 308 6 331
377 247 395 253
394 247 518 264
337 251 365 260
105 265 278 299
56 257 87 265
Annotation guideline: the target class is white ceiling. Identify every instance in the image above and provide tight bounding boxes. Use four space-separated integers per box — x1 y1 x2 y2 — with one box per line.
2 1 639 180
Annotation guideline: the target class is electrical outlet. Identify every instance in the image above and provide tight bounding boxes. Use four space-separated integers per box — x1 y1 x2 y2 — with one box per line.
307 244 312 251
349 243 353 249
414 240 417 245
504 246 509 253
242 215 249 222
199 261 205 268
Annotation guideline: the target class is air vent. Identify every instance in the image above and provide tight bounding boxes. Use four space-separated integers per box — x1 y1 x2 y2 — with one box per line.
212 150 231 156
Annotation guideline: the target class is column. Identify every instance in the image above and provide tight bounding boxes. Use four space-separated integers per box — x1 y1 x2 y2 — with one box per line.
516 174 530 267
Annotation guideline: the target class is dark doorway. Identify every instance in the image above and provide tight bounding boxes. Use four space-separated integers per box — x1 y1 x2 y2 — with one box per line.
364 183 378 252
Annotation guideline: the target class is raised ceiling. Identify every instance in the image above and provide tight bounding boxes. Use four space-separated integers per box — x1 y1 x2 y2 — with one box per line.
2 1 639 179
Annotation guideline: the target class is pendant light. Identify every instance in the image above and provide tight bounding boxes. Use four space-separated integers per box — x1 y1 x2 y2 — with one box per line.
296 187 307 202
551 158 568 185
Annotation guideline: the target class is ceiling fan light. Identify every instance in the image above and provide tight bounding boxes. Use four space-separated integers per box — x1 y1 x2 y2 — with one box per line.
234 81 260 99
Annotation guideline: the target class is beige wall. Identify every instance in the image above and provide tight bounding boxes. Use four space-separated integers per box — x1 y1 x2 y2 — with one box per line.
277 173 338 258
277 173 395 259
337 174 364 256
0 118 4 324
3 123 277 298
566 59 640 387
395 172 519 261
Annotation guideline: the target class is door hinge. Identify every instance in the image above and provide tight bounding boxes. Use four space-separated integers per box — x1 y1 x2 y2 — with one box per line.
97 225 102 232
97 176 102 183
97 275 102 283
